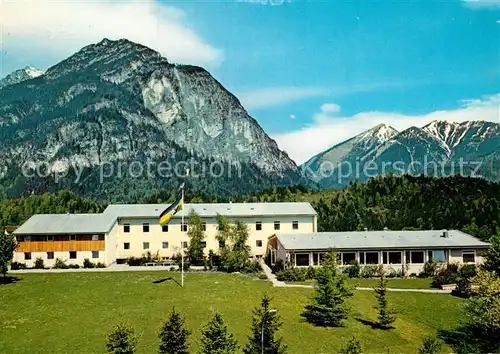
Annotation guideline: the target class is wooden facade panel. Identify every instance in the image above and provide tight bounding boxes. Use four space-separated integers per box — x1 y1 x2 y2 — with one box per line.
17 240 105 252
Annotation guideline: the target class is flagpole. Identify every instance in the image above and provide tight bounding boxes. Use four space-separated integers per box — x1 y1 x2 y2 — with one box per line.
181 184 185 288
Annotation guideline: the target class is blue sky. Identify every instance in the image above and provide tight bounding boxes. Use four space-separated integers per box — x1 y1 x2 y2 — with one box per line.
1 0 499 163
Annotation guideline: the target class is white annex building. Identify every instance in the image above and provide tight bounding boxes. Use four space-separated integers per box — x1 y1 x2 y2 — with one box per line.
268 230 490 274
12 202 318 267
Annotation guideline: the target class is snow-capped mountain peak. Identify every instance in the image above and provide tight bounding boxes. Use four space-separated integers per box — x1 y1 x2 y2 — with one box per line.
0 66 45 89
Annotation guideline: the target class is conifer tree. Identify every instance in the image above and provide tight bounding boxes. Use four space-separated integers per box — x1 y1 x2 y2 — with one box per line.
158 308 191 354
338 337 362 354
374 273 396 329
244 294 286 354
200 313 239 354
106 323 137 354
0 232 17 277
302 250 354 327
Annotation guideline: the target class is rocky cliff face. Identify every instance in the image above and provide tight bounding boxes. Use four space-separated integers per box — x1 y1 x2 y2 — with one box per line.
303 121 500 188
0 39 303 201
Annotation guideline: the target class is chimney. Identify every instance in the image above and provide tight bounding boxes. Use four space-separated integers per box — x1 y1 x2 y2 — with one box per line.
442 230 449 238
364 227 368 231
383 227 388 231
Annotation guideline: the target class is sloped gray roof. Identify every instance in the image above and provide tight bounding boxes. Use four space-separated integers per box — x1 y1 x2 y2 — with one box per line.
103 202 317 219
13 214 116 235
274 230 489 250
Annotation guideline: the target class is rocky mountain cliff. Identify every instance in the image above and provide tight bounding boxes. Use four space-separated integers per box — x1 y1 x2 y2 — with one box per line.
0 39 304 201
303 120 500 188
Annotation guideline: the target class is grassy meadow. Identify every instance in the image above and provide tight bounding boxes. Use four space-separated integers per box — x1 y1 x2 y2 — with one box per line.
0 272 462 353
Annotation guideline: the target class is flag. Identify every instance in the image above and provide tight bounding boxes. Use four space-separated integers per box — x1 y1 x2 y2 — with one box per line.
159 196 183 226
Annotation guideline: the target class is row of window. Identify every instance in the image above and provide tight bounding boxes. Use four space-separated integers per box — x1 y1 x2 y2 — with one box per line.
295 250 475 266
24 251 99 260
19 235 102 242
124 221 300 233
123 240 265 250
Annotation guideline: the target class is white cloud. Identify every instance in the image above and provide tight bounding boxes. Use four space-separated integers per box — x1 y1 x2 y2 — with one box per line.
273 94 500 165
237 0 291 5
238 81 415 111
238 86 330 110
462 0 500 9
320 103 341 114
0 0 222 68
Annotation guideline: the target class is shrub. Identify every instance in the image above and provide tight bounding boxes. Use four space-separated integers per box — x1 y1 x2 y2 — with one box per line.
276 267 308 282
418 335 443 354
452 278 473 298
68 264 80 269
458 264 477 280
432 263 460 287
421 259 438 277
96 262 106 268
345 260 361 278
53 258 69 269
126 257 144 267
258 273 268 280
306 266 317 279
173 252 190 271
10 262 27 270
83 258 95 268
387 267 402 278
360 264 383 278
34 257 45 269
243 259 262 274
271 259 285 273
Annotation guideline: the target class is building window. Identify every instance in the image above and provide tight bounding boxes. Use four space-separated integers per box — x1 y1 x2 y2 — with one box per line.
162 225 169 232
202 223 206 231
256 221 262 231
201 241 207 248
462 251 475 263
70 235 77 241
92 251 99 259
181 224 188 232
47 235 54 241
162 242 169 249
384 251 402 264
92 235 99 241
428 250 446 263
182 241 188 249
364 252 379 264
143 242 150 250
69 251 77 259
123 224 130 233
24 252 32 260
405 251 424 264
342 252 356 265
292 221 299 230
143 223 150 233
25 236 32 242
295 253 310 266
256 240 263 247
47 252 54 260
124 242 130 250
274 221 280 231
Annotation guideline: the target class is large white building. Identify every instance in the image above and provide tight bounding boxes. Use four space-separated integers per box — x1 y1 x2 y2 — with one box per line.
12 202 318 267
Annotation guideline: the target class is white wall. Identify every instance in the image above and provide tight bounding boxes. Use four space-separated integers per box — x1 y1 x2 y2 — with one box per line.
114 215 314 260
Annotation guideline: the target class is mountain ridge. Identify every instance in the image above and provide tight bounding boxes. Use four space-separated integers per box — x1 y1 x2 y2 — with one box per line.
302 120 500 187
0 38 305 201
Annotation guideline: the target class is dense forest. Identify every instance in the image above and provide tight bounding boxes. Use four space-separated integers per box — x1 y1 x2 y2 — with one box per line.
1 175 499 242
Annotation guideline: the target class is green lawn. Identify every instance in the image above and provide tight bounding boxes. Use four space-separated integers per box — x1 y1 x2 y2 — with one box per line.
0 272 460 353
286 277 434 289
